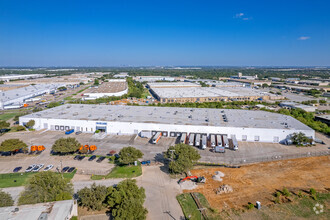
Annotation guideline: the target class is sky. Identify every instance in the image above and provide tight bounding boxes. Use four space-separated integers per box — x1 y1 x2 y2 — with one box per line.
0 0 329 67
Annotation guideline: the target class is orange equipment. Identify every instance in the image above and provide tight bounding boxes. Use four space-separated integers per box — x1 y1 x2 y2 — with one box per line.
23 103 29 107
37 145 45 151
89 145 97 151
30 145 37 152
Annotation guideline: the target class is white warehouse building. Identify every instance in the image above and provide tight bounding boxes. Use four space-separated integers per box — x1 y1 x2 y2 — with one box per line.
0 84 65 110
19 104 315 143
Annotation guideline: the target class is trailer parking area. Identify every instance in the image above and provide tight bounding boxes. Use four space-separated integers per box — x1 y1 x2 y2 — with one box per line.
0 130 328 175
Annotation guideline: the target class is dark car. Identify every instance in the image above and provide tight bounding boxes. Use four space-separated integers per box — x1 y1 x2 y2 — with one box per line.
88 155 96 161
75 131 82 135
13 166 22 173
62 166 70 172
74 155 80 160
114 154 120 159
96 156 105 163
67 167 75 173
78 155 85 161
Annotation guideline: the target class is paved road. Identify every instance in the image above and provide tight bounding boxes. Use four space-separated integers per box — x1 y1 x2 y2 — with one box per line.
136 166 184 220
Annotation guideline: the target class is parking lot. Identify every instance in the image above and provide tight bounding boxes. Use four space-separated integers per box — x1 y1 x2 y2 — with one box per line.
0 130 329 174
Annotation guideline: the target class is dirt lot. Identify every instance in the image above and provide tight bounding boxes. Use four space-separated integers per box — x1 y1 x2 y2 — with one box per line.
185 156 330 211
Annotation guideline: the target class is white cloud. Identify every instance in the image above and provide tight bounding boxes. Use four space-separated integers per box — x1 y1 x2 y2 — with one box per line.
235 13 244 18
298 36 311 40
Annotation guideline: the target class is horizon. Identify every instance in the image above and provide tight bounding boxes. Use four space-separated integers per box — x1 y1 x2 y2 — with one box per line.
1 0 330 66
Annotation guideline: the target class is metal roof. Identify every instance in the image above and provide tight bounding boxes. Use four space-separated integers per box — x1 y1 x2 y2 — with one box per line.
21 104 313 131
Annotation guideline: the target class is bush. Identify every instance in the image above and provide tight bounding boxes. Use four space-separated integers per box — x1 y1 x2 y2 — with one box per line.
95 130 100 133
310 188 317 200
26 120 35 128
16 125 26 131
282 188 291 197
246 203 254 210
0 190 14 207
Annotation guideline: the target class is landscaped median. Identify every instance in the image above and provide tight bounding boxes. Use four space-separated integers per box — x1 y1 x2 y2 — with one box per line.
91 163 142 180
0 170 76 188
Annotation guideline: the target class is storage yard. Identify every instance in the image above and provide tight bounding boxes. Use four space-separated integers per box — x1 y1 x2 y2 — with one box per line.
19 104 314 143
186 156 330 211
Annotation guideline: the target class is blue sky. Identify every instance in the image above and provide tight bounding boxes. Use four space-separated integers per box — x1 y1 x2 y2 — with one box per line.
0 0 329 66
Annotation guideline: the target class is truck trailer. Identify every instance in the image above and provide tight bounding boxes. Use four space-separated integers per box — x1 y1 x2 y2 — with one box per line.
188 133 195 146
216 134 223 147
180 133 187 144
210 135 216 147
231 135 238 151
195 134 201 147
152 132 162 144
201 135 207 149
222 135 229 148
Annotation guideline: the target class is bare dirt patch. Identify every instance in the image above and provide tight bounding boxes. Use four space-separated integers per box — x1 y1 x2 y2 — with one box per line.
185 156 330 211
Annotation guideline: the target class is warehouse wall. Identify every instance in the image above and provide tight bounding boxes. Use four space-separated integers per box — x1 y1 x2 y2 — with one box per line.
19 117 315 143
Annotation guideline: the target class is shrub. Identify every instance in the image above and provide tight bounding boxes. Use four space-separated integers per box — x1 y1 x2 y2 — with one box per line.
16 125 26 131
0 190 14 207
282 188 291 197
246 203 254 210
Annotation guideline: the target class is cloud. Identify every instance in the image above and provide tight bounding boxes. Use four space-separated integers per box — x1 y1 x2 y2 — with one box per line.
234 13 251 20
235 13 244 18
298 36 311 40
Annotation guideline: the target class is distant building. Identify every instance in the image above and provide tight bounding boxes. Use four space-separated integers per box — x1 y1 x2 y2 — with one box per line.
134 76 175 82
298 80 328 86
113 72 129 78
279 102 317 112
285 78 300 84
270 77 282 82
230 72 258 80
82 79 128 100
314 115 330 126
0 74 44 82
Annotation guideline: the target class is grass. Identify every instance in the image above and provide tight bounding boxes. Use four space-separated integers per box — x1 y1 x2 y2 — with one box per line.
0 170 76 188
177 193 202 220
0 112 21 121
91 164 142 180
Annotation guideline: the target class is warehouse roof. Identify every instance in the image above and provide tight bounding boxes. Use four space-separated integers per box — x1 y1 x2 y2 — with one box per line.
147 82 200 88
21 104 312 131
151 87 277 98
0 84 64 102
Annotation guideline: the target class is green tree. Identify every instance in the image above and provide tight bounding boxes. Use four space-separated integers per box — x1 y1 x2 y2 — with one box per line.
47 102 61 108
106 179 147 220
94 79 100 86
0 190 14 207
261 83 269 88
0 139 28 152
52 137 81 154
26 120 35 128
291 132 311 146
118 147 144 165
164 144 201 174
19 172 73 205
77 183 108 211
79 82 85 85
0 120 10 129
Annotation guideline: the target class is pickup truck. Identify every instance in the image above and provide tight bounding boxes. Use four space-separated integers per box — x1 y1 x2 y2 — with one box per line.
65 129 74 135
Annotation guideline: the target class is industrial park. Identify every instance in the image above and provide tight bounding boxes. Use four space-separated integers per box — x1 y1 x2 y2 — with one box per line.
0 1 329 219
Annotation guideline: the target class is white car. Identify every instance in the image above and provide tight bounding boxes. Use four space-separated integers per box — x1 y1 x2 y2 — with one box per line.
25 164 37 172
44 164 53 171
32 164 44 172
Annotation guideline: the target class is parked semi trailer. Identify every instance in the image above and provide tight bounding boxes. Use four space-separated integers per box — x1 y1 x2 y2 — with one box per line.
222 135 229 148
231 135 238 151
201 135 207 149
210 135 216 147
188 133 195 146
195 134 201 147
216 134 223 147
180 133 187 144
152 132 162 144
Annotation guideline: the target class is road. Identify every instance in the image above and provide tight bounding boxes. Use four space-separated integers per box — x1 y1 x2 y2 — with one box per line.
3 165 185 220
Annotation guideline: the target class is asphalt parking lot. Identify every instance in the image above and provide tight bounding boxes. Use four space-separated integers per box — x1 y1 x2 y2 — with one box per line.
0 130 329 174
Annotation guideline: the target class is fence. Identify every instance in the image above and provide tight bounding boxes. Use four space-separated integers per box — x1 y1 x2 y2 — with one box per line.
198 150 330 166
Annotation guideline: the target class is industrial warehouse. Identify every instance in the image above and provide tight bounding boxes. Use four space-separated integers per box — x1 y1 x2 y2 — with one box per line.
150 85 284 103
19 104 314 144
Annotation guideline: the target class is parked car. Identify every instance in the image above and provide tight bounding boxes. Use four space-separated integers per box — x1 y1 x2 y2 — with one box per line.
96 156 105 163
88 155 96 161
25 164 36 172
13 167 22 173
74 155 80 160
32 164 44 172
44 164 54 171
75 131 82 135
114 154 120 159
67 167 75 173
62 166 70 172
78 155 85 161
